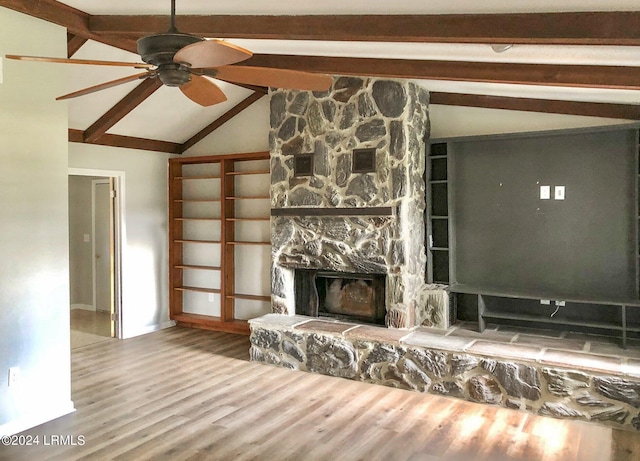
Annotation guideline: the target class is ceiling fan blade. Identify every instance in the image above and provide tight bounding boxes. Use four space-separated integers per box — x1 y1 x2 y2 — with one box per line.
213 66 333 91
5 55 152 68
174 40 252 68
56 72 153 101
180 75 227 107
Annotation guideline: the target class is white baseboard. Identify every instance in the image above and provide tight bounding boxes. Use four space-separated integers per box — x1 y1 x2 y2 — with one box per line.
0 400 75 436
122 320 176 339
71 304 95 311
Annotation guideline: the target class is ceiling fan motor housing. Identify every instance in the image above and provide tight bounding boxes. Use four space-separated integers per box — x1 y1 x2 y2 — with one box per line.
137 32 203 86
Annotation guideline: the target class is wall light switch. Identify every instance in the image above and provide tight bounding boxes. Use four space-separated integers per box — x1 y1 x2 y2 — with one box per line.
208 293 215 302
555 186 565 200
540 186 550 200
83 234 90 243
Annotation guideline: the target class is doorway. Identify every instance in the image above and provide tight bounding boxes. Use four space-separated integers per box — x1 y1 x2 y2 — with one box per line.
68 169 124 347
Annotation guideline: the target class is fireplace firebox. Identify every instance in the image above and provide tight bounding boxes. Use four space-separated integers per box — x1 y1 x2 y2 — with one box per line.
295 270 386 325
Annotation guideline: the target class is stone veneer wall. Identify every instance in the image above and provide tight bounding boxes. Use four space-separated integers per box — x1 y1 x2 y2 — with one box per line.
269 76 448 328
250 315 640 432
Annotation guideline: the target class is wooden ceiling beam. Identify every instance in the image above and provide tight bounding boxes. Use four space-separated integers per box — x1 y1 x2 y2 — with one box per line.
431 92 640 120
243 54 640 91
89 12 640 46
0 0 137 53
67 33 87 58
181 92 265 153
69 129 181 154
84 77 162 143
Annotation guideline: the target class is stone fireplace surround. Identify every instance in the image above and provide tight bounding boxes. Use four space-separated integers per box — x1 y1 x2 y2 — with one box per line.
269 75 448 329
250 76 640 432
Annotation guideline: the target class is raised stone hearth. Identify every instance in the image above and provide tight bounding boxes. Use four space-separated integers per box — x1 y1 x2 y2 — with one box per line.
250 314 640 432
269 76 448 328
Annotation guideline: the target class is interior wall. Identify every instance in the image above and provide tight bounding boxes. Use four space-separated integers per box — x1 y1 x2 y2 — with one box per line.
185 88 634 149
183 96 271 156
0 7 73 433
430 104 631 139
68 144 174 338
68 176 101 309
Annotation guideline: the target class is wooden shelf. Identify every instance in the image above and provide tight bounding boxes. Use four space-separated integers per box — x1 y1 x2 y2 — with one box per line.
430 247 449 251
174 175 221 180
174 286 221 294
429 180 448 184
174 264 221 271
174 239 221 244
174 217 221 221
225 170 270 176
225 217 270 221
429 155 448 160
431 215 449 220
169 152 270 336
226 293 271 302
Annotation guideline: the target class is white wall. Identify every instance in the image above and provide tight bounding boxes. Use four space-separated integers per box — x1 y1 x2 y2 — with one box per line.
68 144 174 338
184 96 270 155
185 87 632 148
430 104 631 140
0 8 73 434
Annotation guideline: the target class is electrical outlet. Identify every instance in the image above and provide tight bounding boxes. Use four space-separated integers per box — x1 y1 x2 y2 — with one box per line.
8 367 19 387
540 186 551 200
540 299 551 305
556 301 566 307
208 293 215 302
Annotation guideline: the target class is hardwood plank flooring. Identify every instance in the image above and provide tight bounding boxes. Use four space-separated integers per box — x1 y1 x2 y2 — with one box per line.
1 326 638 461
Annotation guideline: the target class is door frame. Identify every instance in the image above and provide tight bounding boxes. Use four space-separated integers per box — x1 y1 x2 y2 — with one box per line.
69 168 125 339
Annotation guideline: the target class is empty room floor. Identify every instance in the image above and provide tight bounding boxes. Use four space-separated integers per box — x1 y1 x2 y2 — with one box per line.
1 326 639 461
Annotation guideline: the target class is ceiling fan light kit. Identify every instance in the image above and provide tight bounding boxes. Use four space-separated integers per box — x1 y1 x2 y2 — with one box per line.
5 0 331 106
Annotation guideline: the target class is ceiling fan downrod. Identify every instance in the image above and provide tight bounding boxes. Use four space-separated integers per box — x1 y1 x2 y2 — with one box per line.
136 0 203 85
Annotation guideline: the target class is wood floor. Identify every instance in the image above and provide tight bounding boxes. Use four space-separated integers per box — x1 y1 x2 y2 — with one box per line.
70 309 113 349
1 327 638 461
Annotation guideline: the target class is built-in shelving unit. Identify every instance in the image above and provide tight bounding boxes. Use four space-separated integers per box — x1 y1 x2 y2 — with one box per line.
429 126 640 346
426 142 450 284
169 152 271 334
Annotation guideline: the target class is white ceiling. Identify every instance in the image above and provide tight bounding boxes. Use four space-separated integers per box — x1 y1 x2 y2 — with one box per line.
44 1 640 144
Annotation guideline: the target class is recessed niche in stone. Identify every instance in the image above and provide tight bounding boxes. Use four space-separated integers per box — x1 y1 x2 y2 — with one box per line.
352 148 376 173
294 153 314 177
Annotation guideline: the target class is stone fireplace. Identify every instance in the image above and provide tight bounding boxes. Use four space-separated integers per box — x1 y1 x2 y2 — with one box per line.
249 76 640 433
269 76 449 329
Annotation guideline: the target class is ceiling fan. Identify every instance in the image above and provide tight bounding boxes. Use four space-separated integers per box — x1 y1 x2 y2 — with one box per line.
5 0 332 106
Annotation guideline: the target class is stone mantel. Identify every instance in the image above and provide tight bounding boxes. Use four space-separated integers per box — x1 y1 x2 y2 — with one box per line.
270 206 396 217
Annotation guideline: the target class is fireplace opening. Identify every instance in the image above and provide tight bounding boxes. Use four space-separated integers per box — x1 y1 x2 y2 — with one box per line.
295 270 386 325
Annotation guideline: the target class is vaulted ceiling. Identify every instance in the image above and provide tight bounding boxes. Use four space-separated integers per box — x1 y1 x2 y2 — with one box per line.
2 0 640 154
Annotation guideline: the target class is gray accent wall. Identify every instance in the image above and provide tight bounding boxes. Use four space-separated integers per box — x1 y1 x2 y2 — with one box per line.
0 8 73 432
